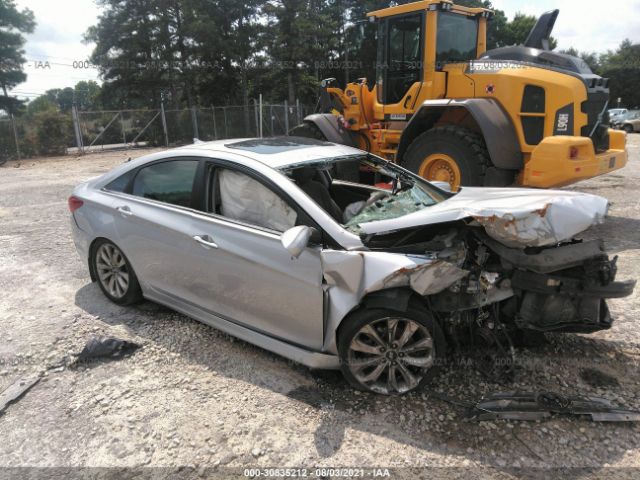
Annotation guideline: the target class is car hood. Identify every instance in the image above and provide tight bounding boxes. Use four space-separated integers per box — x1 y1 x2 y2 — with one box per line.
358 187 609 248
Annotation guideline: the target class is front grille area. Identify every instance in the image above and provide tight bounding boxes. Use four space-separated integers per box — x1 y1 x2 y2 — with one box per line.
581 90 610 153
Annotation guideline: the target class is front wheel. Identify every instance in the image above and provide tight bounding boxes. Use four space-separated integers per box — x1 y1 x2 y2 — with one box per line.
403 125 492 191
337 306 444 395
624 124 634 134
92 239 142 305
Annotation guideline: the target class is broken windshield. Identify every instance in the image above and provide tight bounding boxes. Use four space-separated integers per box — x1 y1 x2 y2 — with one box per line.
281 154 450 233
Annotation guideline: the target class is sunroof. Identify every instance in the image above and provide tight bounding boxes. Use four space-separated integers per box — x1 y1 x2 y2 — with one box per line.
225 136 332 154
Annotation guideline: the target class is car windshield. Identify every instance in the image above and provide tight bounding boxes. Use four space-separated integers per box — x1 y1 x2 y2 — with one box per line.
281 154 450 233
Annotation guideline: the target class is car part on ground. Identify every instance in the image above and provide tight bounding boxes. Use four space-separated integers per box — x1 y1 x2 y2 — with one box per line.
468 391 640 422
0 377 41 416
73 336 141 365
69 138 636 395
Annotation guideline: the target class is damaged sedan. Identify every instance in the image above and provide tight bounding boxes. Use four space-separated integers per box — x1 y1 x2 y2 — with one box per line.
69 137 635 395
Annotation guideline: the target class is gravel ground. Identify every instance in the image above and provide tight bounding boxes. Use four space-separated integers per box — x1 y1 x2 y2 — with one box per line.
0 138 639 479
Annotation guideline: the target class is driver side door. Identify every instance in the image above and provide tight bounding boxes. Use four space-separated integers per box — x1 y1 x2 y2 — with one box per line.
186 160 326 350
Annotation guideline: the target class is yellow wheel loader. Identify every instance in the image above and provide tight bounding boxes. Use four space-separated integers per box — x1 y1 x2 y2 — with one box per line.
291 0 627 191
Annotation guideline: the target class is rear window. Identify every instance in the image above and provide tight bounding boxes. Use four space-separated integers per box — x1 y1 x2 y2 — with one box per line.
131 160 198 207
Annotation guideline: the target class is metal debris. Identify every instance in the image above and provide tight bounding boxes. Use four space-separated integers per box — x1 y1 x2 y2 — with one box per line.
72 336 141 365
469 391 640 422
0 376 41 415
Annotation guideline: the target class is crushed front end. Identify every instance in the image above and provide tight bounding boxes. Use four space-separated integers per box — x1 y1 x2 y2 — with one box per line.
363 223 635 344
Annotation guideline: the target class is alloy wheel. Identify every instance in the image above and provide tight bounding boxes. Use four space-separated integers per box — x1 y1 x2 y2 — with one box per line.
95 243 130 299
346 317 435 394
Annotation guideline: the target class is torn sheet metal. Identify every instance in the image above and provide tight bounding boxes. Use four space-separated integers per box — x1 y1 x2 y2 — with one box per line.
356 187 608 248
468 391 640 422
320 250 468 351
0 376 40 415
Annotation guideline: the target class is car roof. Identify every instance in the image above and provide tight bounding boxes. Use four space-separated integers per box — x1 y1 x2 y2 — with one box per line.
173 136 364 169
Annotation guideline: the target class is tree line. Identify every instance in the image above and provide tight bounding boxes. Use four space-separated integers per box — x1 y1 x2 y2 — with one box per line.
1 0 640 117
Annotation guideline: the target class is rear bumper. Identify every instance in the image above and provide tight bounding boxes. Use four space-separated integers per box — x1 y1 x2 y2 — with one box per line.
521 130 627 188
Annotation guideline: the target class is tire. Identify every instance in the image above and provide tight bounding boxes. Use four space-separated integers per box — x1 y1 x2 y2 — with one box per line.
337 304 445 395
92 239 142 305
624 124 634 134
403 125 492 190
289 122 326 140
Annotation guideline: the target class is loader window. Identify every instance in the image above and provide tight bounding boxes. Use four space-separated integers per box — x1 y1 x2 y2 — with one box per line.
380 13 423 104
436 12 478 67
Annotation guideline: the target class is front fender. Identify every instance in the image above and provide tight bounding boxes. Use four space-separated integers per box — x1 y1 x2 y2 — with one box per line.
397 98 523 170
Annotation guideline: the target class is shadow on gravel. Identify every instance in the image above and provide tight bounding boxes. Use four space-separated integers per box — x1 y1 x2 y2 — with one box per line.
581 215 640 254
74 282 640 475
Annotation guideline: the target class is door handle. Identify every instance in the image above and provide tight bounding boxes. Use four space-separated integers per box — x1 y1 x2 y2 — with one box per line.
116 205 133 217
193 235 218 249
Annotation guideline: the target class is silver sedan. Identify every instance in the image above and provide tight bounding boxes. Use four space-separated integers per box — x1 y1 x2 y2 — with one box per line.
70 137 634 394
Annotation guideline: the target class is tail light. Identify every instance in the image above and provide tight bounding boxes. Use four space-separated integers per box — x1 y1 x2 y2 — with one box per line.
68 196 84 213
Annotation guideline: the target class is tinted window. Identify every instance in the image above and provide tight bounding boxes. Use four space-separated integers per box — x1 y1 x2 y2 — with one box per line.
104 170 134 192
383 13 423 104
132 160 198 207
436 12 478 65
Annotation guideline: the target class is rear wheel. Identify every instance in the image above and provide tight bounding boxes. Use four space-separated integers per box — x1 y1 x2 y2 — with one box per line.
403 125 492 191
92 239 142 305
338 306 444 395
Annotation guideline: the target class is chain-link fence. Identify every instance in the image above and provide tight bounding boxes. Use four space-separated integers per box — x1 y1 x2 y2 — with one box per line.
0 99 314 162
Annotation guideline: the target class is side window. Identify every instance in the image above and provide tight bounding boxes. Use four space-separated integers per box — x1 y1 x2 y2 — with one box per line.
384 13 423 104
213 168 297 232
132 160 198 208
104 170 134 192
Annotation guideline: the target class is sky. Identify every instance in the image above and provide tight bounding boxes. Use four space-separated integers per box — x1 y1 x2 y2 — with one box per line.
10 0 640 102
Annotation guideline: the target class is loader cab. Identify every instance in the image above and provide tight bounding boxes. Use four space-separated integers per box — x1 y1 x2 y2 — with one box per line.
370 1 490 107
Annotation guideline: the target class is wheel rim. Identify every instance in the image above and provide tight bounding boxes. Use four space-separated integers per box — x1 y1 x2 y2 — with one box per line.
96 243 130 299
346 317 435 394
418 153 462 191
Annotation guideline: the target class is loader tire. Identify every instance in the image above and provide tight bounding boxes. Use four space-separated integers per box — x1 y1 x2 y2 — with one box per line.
403 125 492 191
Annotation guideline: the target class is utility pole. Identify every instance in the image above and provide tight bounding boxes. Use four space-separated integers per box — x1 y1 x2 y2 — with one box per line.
2 85 21 160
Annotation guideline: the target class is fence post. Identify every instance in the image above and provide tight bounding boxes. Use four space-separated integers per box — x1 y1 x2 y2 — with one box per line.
160 102 169 147
296 98 301 125
190 106 199 140
284 100 289 135
259 94 263 138
253 100 259 137
223 107 228 139
9 113 21 160
269 104 274 136
212 106 218 140
120 112 126 145
71 105 84 154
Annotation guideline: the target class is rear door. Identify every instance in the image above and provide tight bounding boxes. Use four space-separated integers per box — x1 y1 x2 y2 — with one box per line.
185 161 325 350
106 157 204 300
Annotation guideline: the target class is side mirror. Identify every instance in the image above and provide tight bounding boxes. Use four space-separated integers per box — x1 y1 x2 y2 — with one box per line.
281 225 313 258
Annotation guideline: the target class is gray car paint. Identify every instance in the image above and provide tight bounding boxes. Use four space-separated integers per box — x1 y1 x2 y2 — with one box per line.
70 140 610 369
